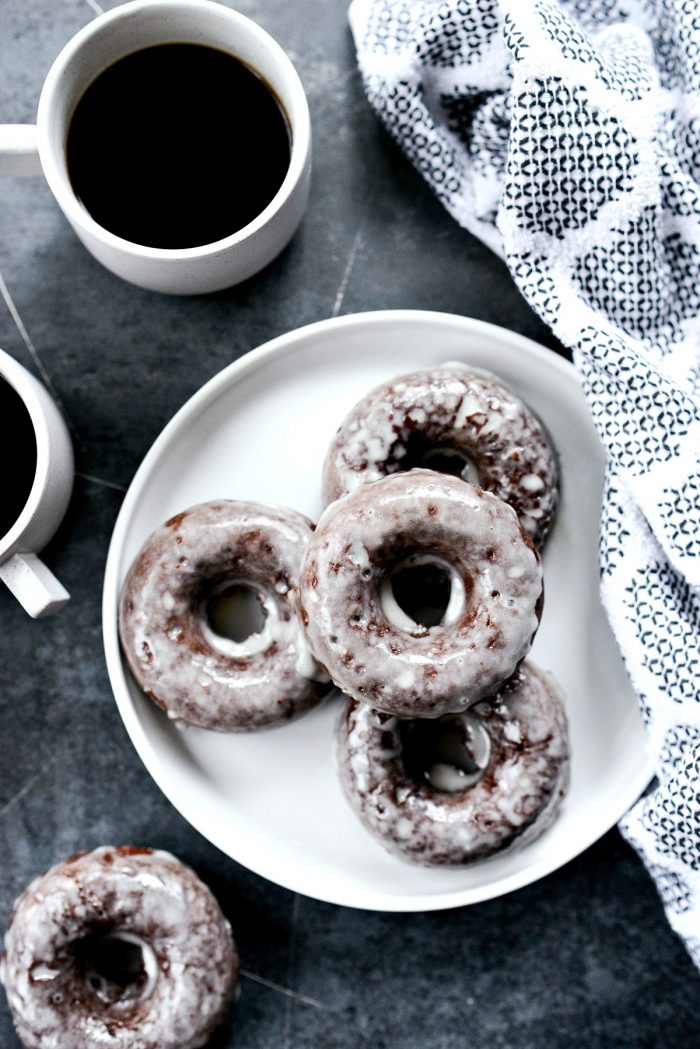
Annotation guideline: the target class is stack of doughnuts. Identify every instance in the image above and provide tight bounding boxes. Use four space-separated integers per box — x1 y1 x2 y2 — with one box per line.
3 366 569 1049
118 363 570 867
303 364 569 865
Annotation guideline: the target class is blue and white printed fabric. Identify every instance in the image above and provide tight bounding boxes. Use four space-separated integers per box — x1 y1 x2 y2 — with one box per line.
349 0 700 963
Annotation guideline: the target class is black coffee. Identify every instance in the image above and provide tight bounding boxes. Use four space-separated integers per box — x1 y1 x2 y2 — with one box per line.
66 43 291 249
0 378 37 538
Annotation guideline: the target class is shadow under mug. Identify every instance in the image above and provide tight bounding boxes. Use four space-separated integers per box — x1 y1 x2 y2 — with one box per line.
0 349 73 618
0 0 312 295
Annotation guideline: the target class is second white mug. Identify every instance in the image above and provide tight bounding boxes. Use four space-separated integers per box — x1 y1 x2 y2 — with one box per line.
0 349 73 618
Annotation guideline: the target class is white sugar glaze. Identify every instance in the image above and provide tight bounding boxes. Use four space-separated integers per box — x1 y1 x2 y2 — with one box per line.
119 500 331 731
337 661 570 866
1 846 238 1049
322 364 559 548
298 471 543 718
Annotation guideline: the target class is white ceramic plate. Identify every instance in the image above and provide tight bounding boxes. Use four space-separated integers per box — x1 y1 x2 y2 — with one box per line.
103 310 652 911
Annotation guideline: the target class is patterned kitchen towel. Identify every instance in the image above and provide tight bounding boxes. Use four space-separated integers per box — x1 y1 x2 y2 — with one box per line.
349 0 700 963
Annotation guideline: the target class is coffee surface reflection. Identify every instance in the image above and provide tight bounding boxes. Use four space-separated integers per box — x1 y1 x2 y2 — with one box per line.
67 43 291 249
1 378 37 538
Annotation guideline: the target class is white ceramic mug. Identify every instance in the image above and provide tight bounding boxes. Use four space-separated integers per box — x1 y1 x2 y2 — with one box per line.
0 0 312 295
0 349 73 618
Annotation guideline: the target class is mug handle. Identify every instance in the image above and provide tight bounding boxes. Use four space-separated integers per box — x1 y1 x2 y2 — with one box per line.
0 125 42 176
0 552 70 618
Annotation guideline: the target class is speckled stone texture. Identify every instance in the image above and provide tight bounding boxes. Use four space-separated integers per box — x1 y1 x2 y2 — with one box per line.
0 1 698 1047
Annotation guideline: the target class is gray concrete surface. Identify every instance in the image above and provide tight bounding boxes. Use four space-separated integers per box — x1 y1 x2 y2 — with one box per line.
0 1 698 1046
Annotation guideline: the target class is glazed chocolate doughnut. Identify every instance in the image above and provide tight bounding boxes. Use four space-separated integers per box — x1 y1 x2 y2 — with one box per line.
296 471 543 718
119 500 330 732
0 846 238 1049
323 364 558 548
337 661 570 866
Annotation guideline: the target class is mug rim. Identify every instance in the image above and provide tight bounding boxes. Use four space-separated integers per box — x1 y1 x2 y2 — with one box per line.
36 0 312 262
0 350 52 559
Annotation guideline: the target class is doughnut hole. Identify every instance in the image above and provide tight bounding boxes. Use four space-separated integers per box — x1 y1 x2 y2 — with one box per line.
204 581 268 643
71 931 157 1007
380 555 466 631
399 714 491 793
399 432 480 485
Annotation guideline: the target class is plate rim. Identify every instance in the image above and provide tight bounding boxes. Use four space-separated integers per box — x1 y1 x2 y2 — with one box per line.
102 309 654 912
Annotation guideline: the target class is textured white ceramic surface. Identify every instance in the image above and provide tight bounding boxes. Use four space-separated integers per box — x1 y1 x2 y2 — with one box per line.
0 0 311 294
102 311 652 910
0 348 73 616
